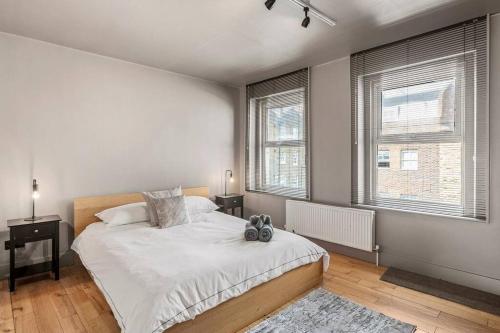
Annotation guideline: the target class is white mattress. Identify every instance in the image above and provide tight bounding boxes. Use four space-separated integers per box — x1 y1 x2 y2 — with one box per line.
72 211 329 333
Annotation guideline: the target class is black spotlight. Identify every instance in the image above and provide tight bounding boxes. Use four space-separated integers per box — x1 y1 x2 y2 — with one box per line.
301 7 310 28
265 0 276 10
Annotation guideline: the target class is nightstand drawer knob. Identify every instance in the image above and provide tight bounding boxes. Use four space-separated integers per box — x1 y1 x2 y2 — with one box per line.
34 229 39 233
233 200 238 203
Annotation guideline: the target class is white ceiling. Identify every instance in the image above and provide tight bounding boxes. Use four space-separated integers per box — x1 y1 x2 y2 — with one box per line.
1 0 499 86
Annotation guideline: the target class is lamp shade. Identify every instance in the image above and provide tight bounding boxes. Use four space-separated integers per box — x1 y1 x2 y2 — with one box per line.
25 179 42 221
32 179 40 199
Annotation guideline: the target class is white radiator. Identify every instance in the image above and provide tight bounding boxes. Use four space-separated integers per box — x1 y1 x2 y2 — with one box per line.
286 200 376 253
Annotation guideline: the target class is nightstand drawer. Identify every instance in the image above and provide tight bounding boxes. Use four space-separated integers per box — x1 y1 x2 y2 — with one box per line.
13 223 55 242
222 196 243 209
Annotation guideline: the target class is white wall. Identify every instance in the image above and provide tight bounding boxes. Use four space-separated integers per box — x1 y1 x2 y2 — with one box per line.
240 15 500 294
0 32 239 274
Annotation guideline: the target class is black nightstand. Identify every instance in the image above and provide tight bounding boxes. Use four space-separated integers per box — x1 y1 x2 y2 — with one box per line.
215 194 244 218
6 215 61 292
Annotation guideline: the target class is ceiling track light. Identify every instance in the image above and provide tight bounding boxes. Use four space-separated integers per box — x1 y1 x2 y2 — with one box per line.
264 0 336 28
265 0 276 10
301 7 310 28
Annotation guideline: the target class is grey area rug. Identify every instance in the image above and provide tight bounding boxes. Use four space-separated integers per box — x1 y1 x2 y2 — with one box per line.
381 267 500 316
247 288 416 333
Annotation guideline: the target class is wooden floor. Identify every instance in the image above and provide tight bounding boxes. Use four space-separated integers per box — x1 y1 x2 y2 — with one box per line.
1 253 499 333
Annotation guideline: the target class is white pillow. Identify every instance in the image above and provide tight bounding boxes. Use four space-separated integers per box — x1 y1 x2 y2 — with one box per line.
95 202 149 226
185 196 219 216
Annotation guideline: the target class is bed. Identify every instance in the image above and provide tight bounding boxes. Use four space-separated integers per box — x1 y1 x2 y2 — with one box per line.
72 186 329 333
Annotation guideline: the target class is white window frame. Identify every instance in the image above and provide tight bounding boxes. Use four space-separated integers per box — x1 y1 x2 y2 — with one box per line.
257 88 308 197
365 55 474 215
377 150 390 168
400 150 419 171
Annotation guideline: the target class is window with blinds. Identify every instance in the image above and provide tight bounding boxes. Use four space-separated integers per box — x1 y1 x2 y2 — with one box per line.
351 16 489 221
246 68 310 199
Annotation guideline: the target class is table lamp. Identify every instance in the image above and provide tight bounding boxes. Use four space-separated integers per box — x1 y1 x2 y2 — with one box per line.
224 169 234 196
25 179 42 221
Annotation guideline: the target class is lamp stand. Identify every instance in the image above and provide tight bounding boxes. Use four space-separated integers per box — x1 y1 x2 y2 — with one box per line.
224 176 228 196
25 198 41 221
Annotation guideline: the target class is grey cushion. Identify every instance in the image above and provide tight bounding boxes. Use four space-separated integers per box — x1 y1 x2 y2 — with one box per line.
150 195 191 229
142 186 182 226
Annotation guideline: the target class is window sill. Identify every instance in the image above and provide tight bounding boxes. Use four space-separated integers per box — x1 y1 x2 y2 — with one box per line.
244 189 310 201
354 204 488 224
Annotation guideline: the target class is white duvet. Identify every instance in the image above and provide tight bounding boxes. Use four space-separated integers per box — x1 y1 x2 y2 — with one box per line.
72 211 329 333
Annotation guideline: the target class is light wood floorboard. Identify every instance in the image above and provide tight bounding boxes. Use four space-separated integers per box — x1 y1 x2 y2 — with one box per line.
1 253 499 333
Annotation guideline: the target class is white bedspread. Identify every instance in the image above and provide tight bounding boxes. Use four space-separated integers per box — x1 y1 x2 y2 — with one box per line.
72 211 329 333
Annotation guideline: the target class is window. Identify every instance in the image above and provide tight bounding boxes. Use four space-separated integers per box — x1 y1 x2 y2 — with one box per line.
292 151 299 166
377 150 390 168
246 69 309 199
400 150 418 171
279 151 287 165
352 17 488 220
380 79 457 137
400 194 418 200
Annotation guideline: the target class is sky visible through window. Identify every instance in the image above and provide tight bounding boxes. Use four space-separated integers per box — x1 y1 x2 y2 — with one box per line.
380 79 456 136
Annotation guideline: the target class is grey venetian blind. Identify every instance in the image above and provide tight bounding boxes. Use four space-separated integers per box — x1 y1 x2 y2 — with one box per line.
351 16 489 221
246 68 310 199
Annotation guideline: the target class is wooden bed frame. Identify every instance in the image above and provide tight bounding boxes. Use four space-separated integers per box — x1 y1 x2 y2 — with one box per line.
73 186 324 333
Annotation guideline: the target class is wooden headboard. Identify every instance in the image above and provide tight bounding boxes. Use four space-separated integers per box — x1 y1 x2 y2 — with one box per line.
73 186 209 236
